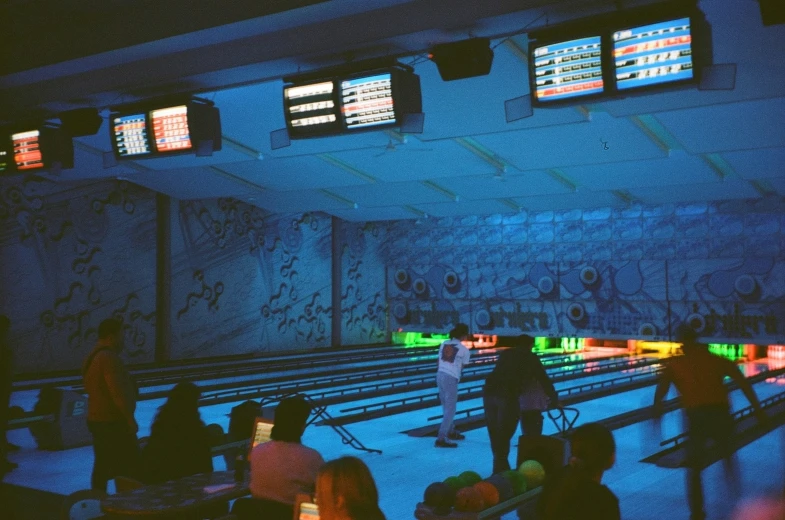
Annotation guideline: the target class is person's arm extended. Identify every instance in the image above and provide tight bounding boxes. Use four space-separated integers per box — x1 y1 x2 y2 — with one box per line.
532 357 559 405
724 361 764 412
652 367 672 416
102 353 138 432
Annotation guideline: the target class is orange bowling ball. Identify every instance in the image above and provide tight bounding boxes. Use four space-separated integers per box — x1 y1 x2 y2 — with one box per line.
472 481 500 508
454 486 485 512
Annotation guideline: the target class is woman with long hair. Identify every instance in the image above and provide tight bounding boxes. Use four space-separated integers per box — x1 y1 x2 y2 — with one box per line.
315 456 386 520
140 382 213 484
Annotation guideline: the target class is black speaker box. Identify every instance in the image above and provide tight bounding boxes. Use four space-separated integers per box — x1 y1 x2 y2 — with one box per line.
58 108 103 137
430 38 494 81
760 0 785 26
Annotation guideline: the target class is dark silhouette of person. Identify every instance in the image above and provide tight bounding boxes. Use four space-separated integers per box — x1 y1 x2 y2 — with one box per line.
315 456 386 520
140 382 213 484
483 334 559 473
538 422 620 520
653 324 767 520
82 318 138 491
0 315 17 473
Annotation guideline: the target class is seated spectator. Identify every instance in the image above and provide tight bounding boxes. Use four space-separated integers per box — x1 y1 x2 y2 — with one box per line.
537 422 620 520
233 395 323 520
139 382 213 484
315 456 386 520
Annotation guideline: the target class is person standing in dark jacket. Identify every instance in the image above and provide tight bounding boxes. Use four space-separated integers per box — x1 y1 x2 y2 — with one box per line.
483 334 559 473
0 315 17 473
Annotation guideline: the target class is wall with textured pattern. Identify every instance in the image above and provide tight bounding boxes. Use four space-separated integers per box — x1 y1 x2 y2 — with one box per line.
384 199 785 344
0 177 156 372
170 202 332 359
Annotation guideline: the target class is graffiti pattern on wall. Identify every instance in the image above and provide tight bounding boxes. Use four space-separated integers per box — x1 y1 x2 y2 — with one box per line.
382 199 785 343
0 177 156 372
340 221 389 346
171 200 332 359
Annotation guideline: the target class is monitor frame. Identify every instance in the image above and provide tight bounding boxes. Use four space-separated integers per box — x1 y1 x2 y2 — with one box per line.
609 5 710 95
7 126 74 173
282 64 422 139
528 30 609 106
109 97 222 161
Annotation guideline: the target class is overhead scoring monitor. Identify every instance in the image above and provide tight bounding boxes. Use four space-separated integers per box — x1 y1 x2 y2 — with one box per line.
341 73 396 130
12 130 44 170
613 17 694 90
283 80 341 138
112 112 151 157
532 35 604 103
151 105 192 153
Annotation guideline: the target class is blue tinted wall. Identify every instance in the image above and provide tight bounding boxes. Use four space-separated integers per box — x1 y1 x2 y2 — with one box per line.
384 200 785 344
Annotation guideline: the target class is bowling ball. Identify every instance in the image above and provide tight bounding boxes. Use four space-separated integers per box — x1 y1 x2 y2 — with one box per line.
8 406 24 419
503 470 528 495
518 459 546 489
205 423 225 445
443 476 464 491
459 470 482 486
472 481 500 508
454 486 485 512
423 482 455 512
484 474 514 502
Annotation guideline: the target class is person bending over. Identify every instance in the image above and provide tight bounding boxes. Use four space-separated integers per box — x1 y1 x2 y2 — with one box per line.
315 456 386 520
140 382 213 484
483 334 559 473
435 323 472 448
538 422 620 520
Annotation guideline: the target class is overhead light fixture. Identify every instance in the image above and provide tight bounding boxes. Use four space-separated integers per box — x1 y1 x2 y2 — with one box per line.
429 38 494 81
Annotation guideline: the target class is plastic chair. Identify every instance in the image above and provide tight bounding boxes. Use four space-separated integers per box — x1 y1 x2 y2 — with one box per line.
60 489 106 520
114 475 144 492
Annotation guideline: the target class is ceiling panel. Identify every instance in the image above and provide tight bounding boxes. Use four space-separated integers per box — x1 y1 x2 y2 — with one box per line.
511 190 624 211
328 139 500 182
654 97 785 154
472 112 668 171
627 179 761 205
411 199 517 218
328 206 417 222
719 147 785 180
767 176 785 196
218 156 374 191
251 189 356 213
126 167 259 200
440 171 574 200
559 153 722 191
327 181 455 207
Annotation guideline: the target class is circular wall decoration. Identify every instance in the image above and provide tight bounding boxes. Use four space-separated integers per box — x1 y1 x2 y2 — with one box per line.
394 269 410 288
638 322 656 337
392 302 408 321
475 309 492 329
567 303 585 322
580 266 599 286
734 274 757 297
412 278 429 298
686 313 706 333
538 276 555 295
443 271 461 293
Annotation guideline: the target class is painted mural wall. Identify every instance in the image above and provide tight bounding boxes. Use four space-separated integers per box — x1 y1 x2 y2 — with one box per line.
170 200 332 359
339 220 390 346
385 199 785 344
0 177 156 373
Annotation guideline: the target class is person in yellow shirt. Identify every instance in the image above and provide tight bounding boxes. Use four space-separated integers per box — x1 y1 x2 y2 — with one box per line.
653 324 766 520
82 318 138 492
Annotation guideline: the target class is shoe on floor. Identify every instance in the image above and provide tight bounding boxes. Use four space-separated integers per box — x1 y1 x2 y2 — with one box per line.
435 439 458 448
448 431 466 440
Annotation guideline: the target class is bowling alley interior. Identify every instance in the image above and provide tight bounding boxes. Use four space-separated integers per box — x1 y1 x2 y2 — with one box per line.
1 0 784 519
